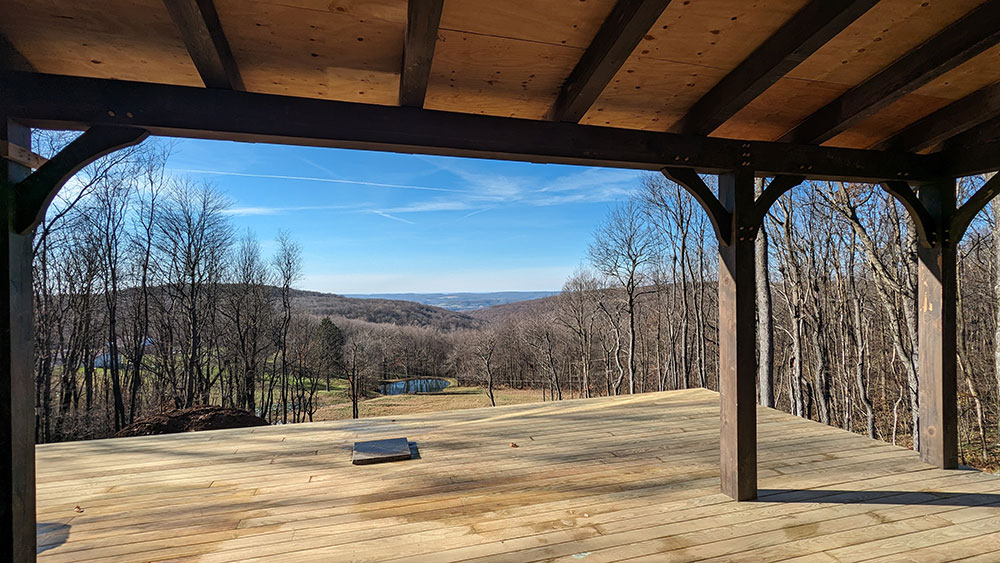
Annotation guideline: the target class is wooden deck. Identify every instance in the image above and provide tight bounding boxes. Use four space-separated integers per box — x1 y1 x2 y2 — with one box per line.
34 388 1000 562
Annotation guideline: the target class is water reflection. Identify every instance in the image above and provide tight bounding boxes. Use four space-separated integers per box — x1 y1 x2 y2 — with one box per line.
379 378 451 395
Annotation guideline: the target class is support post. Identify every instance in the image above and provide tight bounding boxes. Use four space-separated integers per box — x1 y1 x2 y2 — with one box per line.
0 116 36 561
917 179 958 468
717 169 758 500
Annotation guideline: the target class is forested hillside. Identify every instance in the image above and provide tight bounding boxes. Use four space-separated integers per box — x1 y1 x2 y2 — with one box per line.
290 289 480 329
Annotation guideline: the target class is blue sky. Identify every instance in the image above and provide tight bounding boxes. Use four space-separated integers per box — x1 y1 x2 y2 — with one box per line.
165 138 645 294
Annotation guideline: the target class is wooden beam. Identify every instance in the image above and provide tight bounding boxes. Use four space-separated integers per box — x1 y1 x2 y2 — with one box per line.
163 0 244 90
879 82 1000 153
545 0 672 123
916 179 958 469
717 168 758 501
0 116 36 562
1 71 945 182
943 114 1000 153
399 0 444 108
781 1 1000 145
0 140 46 170
940 137 1000 178
671 0 877 136
14 126 149 234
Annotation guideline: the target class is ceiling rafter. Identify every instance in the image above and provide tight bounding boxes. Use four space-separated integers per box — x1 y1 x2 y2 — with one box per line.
942 114 1000 151
671 0 878 136
545 0 672 123
781 0 1000 145
399 0 445 108
163 0 244 90
879 81 1000 153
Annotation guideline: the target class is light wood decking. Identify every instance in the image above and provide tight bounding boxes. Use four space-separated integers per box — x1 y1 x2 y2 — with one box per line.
35 388 1000 562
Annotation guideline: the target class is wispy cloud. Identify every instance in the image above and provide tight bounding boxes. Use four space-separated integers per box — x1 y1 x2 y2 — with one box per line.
380 200 474 213
462 207 493 218
418 157 642 206
170 168 469 193
180 160 643 223
371 210 416 224
224 204 361 216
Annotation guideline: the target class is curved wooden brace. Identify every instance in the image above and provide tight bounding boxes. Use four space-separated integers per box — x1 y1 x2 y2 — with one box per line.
951 173 1000 241
748 174 805 231
14 126 148 234
881 180 937 247
661 166 732 245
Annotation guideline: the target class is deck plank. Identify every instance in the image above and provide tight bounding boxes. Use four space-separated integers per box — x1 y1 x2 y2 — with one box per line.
35 388 1000 562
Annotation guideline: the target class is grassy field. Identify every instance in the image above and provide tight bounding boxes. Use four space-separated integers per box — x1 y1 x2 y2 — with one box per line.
312 377 544 420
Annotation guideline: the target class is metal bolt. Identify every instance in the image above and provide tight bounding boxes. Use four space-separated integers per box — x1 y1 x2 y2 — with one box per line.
107 110 116 117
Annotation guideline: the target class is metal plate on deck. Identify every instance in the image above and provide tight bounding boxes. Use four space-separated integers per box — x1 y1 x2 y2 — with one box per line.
352 437 412 465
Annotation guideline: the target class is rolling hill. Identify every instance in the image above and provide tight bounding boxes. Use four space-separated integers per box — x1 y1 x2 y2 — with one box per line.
290 289 482 330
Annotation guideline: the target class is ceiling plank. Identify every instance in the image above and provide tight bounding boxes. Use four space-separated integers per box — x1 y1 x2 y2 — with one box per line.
781 0 1000 145
0 71 945 182
671 0 878 136
399 0 444 108
162 0 244 90
0 33 34 72
545 0 672 123
878 82 1000 153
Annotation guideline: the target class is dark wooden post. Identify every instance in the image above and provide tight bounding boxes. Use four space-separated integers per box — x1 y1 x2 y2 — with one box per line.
916 179 958 468
0 117 37 561
717 169 758 500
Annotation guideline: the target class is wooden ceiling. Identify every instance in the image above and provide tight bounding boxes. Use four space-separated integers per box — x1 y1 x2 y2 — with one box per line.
3 0 1000 154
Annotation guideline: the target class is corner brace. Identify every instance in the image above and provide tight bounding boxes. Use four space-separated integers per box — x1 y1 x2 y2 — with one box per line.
662 168 804 246
13 126 148 234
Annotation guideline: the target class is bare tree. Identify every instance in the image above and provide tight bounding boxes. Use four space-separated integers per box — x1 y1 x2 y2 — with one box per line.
559 269 599 398
589 199 657 394
273 230 302 423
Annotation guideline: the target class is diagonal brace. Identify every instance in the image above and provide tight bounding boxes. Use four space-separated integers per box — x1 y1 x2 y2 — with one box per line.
746 175 805 235
882 180 938 247
951 173 1000 241
13 126 148 234
662 167 732 245
662 169 804 245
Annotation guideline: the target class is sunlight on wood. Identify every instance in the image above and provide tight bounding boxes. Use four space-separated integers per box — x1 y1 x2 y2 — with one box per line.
35 388 1000 561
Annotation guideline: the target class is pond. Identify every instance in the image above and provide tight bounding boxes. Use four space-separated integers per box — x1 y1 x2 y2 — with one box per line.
379 378 451 395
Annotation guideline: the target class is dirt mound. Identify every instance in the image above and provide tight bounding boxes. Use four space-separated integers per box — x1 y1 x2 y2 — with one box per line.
116 405 268 437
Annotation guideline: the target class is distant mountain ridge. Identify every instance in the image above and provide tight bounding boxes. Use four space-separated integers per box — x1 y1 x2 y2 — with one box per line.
343 291 559 312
